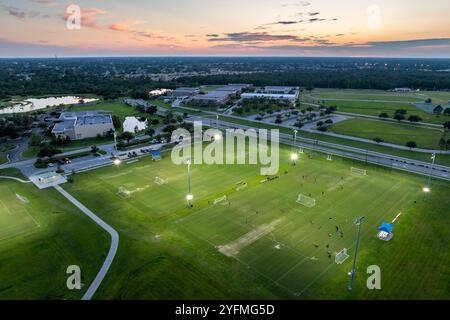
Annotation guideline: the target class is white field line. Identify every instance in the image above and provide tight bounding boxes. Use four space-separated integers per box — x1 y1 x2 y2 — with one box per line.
392 212 403 224
54 185 119 301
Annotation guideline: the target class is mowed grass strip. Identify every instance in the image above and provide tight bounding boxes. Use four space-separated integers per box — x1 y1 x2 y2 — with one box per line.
330 119 445 149
309 89 427 102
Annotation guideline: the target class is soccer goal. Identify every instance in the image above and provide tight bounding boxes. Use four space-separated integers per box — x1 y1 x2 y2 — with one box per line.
117 186 131 199
335 248 350 265
296 194 316 208
351 167 367 176
154 176 168 185
327 154 333 161
213 195 228 205
235 181 248 191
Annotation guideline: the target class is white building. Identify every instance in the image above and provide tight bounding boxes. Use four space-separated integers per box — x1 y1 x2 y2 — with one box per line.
241 93 298 102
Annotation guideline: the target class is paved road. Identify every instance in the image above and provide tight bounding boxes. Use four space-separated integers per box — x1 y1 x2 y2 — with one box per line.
186 109 450 154
54 185 119 301
187 115 450 181
6 137 28 162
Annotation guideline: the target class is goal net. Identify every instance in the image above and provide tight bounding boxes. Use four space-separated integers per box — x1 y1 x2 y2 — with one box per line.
117 186 131 199
235 181 248 191
296 194 316 208
213 195 228 205
335 248 350 265
351 167 367 176
154 176 168 185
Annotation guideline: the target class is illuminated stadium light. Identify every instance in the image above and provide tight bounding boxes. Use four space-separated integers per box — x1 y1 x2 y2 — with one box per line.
290 153 298 161
113 159 122 165
186 194 194 201
423 187 431 193
214 134 222 141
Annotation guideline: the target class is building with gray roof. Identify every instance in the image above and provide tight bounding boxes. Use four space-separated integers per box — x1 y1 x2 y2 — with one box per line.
51 111 114 140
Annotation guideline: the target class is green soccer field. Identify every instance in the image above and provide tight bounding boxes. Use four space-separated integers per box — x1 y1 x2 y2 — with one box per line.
60 145 450 299
0 172 109 300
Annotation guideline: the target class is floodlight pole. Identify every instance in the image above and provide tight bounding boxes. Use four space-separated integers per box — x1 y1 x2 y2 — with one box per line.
348 216 365 291
113 131 118 151
186 158 192 208
294 129 298 147
216 114 219 130
424 153 436 202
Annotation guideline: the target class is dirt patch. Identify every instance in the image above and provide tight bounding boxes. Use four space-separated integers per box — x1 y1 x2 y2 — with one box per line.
218 218 284 257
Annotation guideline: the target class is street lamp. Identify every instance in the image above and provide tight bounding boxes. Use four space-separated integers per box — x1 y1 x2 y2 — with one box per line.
424 153 436 202
113 158 122 165
113 131 118 151
184 158 193 208
293 129 298 147
290 153 298 165
348 216 365 291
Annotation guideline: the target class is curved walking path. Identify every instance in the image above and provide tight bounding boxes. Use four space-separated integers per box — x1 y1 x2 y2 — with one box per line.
54 185 119 300
0 176 31 183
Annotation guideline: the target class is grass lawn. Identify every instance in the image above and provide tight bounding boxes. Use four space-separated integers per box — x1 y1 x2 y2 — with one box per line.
330 119 445 150
67 100 142 123
309 89 427 103
321 100 445 123
61 145 449 299
0 153 7 164
22 146 40 159
55 136 113 152
0 169 109 299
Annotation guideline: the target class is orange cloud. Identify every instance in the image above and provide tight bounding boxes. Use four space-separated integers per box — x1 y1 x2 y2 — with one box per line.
109 20 142 32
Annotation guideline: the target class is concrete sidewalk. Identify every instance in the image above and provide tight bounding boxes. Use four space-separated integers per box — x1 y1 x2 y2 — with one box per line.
54 185 119 300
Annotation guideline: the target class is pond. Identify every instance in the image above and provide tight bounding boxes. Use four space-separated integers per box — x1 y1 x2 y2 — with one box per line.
123 117 148 133
0 96 98 114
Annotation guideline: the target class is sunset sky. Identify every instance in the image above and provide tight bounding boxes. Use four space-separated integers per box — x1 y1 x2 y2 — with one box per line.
1 0 449 57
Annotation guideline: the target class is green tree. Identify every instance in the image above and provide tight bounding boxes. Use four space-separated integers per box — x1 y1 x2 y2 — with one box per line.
406 141 417 149
408 115 422 123
28 134 42 147
394 114 405 122
443 121 450 130
119 132 134 145
38 145 61 158
433 105 443 115
91 145 100 154
379 112 389 119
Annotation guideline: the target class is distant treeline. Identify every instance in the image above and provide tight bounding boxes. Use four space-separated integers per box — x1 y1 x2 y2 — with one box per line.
0 57 449 100
177 70 450 91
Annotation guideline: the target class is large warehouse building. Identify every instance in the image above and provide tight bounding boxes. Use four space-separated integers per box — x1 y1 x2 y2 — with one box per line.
191 84 252 105
51 111 114 140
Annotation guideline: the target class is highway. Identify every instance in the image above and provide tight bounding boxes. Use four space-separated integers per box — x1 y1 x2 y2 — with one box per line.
187 115 450 182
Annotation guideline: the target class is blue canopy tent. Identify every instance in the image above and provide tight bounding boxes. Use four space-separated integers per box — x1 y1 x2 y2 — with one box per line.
378 222 394 233
152 151 162 161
